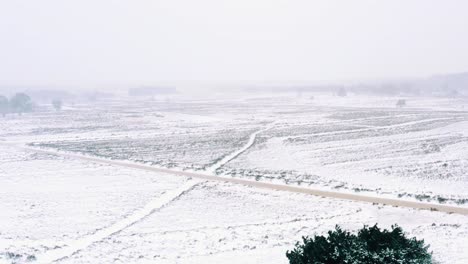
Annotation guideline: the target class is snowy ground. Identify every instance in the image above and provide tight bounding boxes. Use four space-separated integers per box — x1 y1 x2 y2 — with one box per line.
1 94 468 263
0 145 467 263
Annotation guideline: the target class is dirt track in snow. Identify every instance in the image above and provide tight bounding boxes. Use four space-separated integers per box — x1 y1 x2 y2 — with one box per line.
7 143 467 216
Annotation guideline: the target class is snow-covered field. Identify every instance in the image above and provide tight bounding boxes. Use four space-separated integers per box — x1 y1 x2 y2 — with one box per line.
1 94 468 263
221 102 468 205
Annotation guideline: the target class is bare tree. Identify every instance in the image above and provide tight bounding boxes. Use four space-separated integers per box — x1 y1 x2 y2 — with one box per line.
337 87 347 97
396 99 406 107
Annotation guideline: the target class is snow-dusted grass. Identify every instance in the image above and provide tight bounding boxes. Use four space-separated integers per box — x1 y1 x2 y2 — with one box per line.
0 100 266 171
219 100 468 205
0 145 190 263
1 95 468 263
37 180 202 264
56 181 468 264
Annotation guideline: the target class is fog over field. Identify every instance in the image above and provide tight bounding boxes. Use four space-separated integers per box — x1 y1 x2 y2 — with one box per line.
1 1 468 264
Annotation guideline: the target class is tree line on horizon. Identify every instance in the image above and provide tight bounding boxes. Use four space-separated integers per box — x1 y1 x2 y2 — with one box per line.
0 93 62 117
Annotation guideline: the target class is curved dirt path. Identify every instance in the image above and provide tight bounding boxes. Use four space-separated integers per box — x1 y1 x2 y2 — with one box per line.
10 143 468 216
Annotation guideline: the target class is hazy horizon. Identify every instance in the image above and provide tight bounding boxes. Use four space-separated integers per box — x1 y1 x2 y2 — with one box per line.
1 0 468 89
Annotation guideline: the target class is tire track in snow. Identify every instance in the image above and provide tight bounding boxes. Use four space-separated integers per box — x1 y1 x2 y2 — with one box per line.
206 123 275 173
36 180 203 263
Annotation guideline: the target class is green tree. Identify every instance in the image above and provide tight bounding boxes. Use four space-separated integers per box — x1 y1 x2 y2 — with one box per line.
9 93 33 115
286 225 432 264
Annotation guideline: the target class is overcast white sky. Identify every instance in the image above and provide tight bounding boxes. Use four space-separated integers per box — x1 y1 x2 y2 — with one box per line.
0 0 467 88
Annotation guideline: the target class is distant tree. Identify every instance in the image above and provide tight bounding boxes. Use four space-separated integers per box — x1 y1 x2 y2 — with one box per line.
0 95 9 116
52 99 63 111
337 87 347 97
286 225 432 264
0 95 8 117
448 89 459 97
9 93 33 115
396 99 406 108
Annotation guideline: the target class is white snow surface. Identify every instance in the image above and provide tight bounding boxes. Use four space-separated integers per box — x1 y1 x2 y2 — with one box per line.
1 95 468 263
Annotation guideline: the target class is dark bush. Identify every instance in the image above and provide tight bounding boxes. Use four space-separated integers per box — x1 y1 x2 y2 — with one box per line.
286 225 432 264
